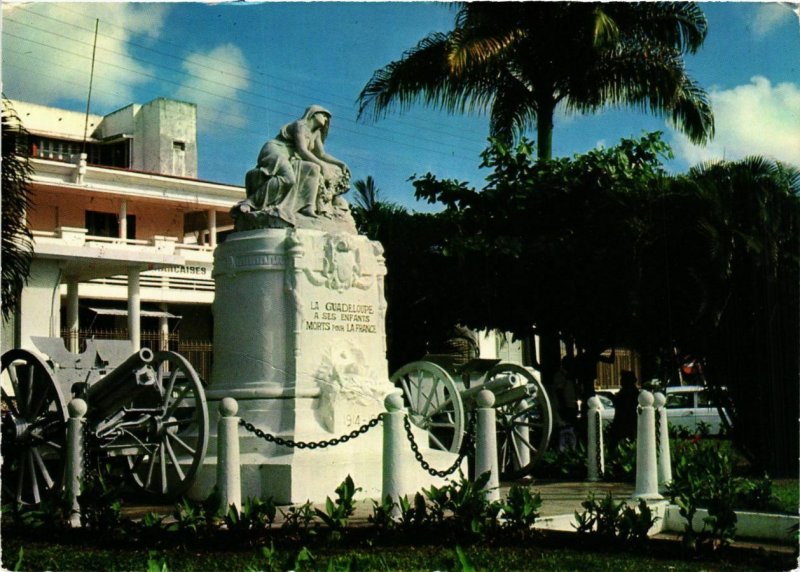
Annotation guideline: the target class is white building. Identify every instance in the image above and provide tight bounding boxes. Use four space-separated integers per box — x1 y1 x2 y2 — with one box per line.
3 97 244 379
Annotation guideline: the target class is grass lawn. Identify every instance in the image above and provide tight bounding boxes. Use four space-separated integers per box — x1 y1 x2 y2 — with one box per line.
2 530 795 571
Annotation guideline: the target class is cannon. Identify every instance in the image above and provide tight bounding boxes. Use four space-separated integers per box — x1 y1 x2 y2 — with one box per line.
1 337 208 506
391 357 553 479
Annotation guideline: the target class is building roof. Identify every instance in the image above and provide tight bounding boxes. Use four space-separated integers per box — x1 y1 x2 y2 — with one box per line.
8 99 105 142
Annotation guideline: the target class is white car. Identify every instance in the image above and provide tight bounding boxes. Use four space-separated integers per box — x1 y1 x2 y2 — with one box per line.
594 385 727 434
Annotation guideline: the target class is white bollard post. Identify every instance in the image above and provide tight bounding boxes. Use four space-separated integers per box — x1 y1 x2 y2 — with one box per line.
475 390 500 502
382 392 408 518
217 397 241 514
654 392 672 493
586 396 605 482
66 398 87 528
633 390 663 501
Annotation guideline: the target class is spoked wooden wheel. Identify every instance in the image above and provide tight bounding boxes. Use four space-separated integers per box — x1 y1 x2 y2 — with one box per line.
390 361 465 452
125 351 208 500
486 363 552 479
1 350 68 506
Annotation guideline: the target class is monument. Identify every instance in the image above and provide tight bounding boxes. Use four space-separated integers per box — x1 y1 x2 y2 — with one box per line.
192 106 458 504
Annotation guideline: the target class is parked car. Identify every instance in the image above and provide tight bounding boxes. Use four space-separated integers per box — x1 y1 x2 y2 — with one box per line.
594 385 728 434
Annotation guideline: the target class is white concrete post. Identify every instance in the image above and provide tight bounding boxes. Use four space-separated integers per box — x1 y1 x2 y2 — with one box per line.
654 392 672 493
127 269 141 350
119 199 128 241
159 303 170 352
382 392 407 516
208 209 217 248
586 396 605 482
217 397 241 513
633 390 662 501
66 398 87 528
66 281 80 353
475 390 500 502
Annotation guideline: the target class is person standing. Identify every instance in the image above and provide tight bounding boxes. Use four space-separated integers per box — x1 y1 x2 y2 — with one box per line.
609 370 639 445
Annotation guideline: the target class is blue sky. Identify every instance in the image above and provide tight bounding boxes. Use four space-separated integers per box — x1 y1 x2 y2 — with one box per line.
3 2 799 210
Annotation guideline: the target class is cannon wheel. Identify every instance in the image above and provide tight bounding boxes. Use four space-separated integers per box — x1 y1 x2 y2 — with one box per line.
125 351 208 500
1 349 68 506
390 361 465 453
486 363 552 479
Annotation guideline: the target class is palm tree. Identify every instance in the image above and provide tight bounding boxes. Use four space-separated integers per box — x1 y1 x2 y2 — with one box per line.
2 99 34 322
662 157 798 476
358 2 714 160
359 3 715 384
352 175 381 212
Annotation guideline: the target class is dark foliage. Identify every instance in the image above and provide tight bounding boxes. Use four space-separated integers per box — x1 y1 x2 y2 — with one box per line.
398 134 798 476
1 99 34 322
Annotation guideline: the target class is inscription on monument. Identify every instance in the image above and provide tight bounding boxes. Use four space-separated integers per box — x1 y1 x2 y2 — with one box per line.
304 301 377 334
231 253 285 270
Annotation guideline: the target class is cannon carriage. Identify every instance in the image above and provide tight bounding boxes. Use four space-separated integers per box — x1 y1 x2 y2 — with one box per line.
390 357 553 479
1 337 209 506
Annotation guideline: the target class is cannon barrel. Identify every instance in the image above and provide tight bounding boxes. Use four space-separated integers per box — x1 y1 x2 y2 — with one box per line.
87 348 157 416
492 385 532 408
460 375 515 404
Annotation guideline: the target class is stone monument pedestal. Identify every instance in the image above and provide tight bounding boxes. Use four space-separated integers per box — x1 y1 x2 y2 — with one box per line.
190 228 459 504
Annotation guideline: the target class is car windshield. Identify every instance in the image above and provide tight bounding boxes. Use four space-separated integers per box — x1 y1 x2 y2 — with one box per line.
666 392 693 409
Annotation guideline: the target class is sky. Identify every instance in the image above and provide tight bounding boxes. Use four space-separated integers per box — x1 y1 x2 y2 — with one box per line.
2 1 799 210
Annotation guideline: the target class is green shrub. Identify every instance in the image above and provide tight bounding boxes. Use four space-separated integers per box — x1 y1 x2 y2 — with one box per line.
667 439 741 551
77 464 125 532
368 495 396 531
281 501 317 536
424 471 496 537
496 484 542 534
170 495 220 540
225 496 278 539
146 551 168 572
315 475 361 540
604 438 636 482
574 492 658 546
535 443 587 480
9 493 71 533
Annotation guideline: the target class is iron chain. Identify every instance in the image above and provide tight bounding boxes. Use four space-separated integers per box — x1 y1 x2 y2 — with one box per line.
655 409 661 460
239 414 383 449
594 409 603 477
80 419 96 487
402 410 476 478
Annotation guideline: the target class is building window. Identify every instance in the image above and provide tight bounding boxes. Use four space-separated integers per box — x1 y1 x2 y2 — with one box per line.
88 140 131 169
32 137 131 169
33 137 81 162
173 140 186 176
85 210 136 239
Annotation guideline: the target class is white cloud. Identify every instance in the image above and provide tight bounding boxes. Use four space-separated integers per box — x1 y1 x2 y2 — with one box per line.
671 76 800 167
1 3 168 108
752 3 797 38
173 44 250 132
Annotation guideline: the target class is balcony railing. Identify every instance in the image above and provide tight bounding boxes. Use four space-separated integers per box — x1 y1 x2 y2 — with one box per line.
32 227 214 255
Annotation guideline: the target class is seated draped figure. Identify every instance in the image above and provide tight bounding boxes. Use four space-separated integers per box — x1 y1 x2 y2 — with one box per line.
232 105 355 231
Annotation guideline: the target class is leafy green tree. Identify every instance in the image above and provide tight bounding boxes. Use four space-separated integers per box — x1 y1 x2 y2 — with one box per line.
359 2 714 380
352 196 462 370
412 135 799 475
411 133 673 354
358 2 713 158
1 99 34 322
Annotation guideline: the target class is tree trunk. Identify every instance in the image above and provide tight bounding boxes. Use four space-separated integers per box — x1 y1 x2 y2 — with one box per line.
534 96 559 388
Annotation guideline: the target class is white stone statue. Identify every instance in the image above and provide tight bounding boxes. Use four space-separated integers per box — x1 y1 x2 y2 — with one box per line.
232 105 356 232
